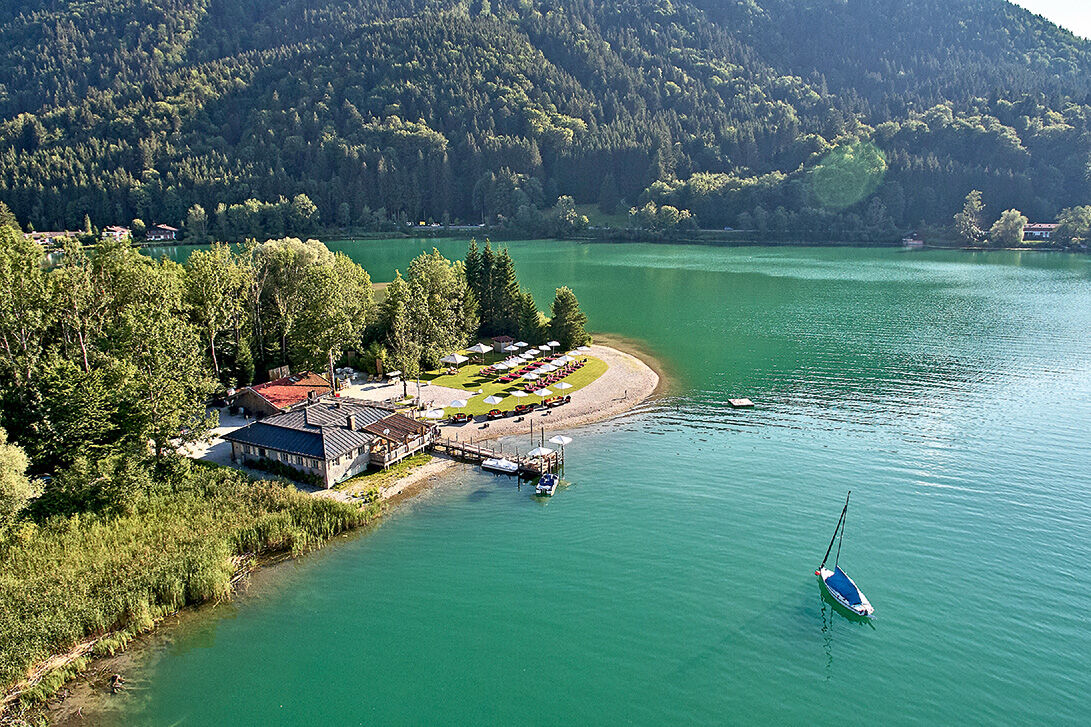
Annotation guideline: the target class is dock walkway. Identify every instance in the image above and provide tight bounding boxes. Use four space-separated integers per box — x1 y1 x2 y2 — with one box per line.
433 437 561 476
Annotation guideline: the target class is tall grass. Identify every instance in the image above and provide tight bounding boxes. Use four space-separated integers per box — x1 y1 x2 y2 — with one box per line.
0 465 379 699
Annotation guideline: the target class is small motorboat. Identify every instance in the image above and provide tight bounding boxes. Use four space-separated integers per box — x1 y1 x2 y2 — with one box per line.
815 491 874 619
482 457 519 475
535 473 559 496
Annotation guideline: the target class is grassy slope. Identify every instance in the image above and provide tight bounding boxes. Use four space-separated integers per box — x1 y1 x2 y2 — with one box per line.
0 463 378 705
335 452 434 495
422 356 607 416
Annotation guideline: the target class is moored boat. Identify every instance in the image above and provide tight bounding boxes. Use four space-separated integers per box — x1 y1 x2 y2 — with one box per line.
482 457 519 475
815 491 874 619
535 473 559 496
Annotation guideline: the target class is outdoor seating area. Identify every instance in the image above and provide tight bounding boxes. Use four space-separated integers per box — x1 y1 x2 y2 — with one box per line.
491 355 587 389
418 343 600 419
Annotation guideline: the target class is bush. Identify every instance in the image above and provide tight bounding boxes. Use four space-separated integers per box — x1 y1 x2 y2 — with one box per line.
243 457 324 488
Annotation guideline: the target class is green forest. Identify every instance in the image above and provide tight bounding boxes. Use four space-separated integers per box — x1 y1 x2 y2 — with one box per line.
1 0 1090 240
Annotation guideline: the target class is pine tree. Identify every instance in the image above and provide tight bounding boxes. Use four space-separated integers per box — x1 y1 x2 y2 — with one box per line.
464 238 481 302
0 202 19 231
516 290 544 343
598 173 621 215
478 240 496 331
549 287 590 350
954 190 986 245
491 248 520 335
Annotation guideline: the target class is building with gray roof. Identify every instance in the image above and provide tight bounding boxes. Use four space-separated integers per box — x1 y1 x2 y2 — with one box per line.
223 398 437 488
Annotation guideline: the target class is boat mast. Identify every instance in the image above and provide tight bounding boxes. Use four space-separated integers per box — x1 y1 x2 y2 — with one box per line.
820 491 851 570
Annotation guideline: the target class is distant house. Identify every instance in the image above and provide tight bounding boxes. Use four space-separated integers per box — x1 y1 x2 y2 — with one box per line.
223 399 438 487
232 371 333 418
1024 223 1058 241
146 224 178 241
102 225 130 241
491 335 514 353
25 231 78 247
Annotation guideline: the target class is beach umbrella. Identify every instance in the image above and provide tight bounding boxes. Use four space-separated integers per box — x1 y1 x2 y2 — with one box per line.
515 341 528 348
547 340 561 347
539 364 558 372
468 343 492 354
539 343 552 350
534 388 553 397
483 394 505 405
554 382 573 390
511 390 529 398
493 363 509 371
519 353 535 360
527 446 554 457
577 346 591 352
448 398 468 409
423 409 445 419
440 353 469 366
549 435 573 446
504 345 519 352
555 356 573 365
522 373 539 381
526 348 541 356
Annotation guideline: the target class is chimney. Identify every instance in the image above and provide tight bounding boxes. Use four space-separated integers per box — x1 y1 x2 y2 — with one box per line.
346 414 357 431
307 390 317 404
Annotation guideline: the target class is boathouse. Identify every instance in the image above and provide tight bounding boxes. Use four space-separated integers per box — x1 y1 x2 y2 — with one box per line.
223 399 437 488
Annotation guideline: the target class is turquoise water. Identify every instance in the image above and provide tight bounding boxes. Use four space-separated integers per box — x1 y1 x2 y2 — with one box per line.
119 242 1091 724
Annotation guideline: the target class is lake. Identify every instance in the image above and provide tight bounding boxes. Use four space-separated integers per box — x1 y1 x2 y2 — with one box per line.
116 241 1091 724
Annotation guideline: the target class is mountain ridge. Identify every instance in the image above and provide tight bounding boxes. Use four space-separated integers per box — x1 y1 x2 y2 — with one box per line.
0 0 1089 234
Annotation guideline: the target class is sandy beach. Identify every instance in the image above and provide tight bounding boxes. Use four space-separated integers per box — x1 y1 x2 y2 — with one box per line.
318 342 660 502
429 343 659 443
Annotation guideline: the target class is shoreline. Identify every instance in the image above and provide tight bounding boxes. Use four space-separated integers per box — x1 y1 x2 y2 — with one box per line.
319 341 662 504
22 340 663 724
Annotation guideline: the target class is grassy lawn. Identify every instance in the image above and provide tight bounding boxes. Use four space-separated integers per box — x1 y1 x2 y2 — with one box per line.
576 203 630 228
335 452 434 496
421 355 607 416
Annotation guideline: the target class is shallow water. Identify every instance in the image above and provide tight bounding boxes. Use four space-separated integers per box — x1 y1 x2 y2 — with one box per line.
118 242 1091 724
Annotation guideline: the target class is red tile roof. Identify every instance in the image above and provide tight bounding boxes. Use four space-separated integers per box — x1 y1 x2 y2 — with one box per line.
249 371 332 410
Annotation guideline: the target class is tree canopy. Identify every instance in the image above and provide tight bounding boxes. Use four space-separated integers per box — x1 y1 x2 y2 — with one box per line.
0 0 1088 238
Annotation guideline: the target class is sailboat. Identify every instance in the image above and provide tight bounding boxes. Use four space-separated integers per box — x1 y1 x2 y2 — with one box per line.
815 491 874 619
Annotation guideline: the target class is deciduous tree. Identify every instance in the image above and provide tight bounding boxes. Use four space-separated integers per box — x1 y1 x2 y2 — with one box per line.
989 208 1027 247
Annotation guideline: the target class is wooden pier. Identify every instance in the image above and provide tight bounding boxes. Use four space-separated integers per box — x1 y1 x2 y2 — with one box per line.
432 437 562 476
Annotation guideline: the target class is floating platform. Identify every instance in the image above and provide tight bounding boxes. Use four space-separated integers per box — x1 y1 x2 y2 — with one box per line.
728 398 755 408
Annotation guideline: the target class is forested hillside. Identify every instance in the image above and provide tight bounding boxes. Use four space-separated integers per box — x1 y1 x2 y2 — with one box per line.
0 0 1089 236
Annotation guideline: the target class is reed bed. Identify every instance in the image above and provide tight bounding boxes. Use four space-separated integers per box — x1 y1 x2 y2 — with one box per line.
0 465 379 703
